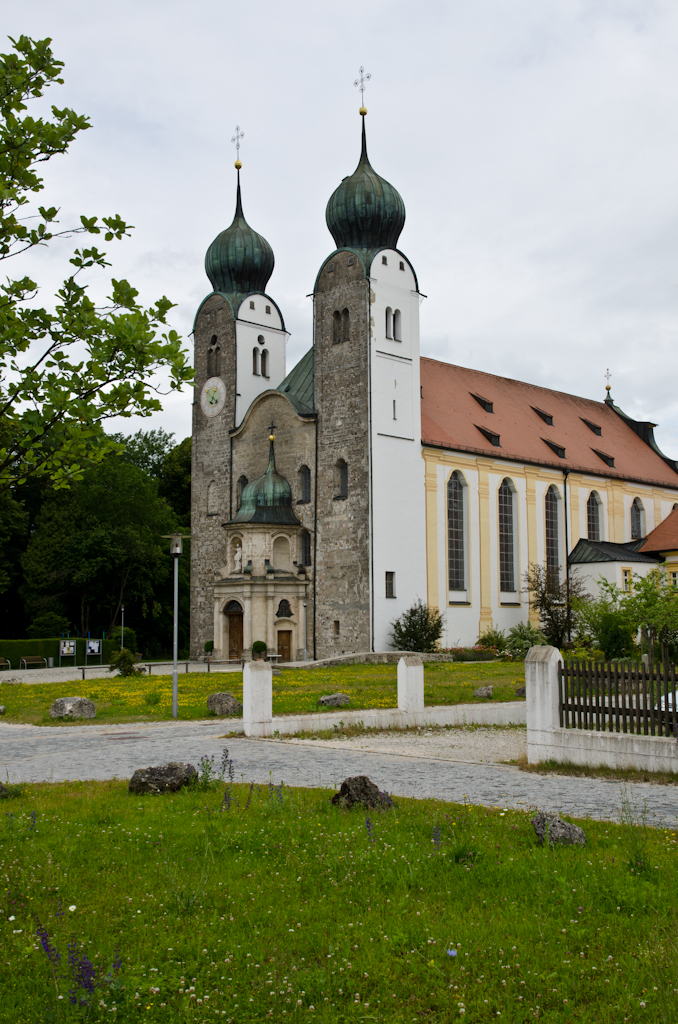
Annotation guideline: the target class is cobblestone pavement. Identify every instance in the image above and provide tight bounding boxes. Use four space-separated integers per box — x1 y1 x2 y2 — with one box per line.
1 720 675 825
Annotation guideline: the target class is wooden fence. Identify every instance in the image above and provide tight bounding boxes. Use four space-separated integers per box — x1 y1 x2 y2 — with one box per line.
559 660 678 737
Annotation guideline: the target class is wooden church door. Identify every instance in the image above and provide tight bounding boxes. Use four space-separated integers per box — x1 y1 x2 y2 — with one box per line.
277 630 291 663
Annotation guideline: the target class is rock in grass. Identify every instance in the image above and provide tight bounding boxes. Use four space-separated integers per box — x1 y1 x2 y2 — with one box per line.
473 685 493 699
49 696 96 719
0 706 5 714
318 692 350 707
515 686 526 697
532 811 586 848
331 775 384 810
207 692 243 716
128 762 197 795
0 782 7 798
2 677 20 685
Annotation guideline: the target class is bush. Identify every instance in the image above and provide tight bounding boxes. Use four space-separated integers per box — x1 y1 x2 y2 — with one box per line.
597 612 635 660
109 648 145 677
252 640 267 659
110 626 138 655
389 600 443 654
504 622 547 660
441 646 497 662
477 625 507 654
26 612 70 639
204 640 214 654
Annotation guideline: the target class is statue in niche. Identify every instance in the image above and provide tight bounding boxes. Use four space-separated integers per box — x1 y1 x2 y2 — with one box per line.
232 543 242 573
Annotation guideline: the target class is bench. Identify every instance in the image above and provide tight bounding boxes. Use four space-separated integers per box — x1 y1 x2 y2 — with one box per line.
20 656 48 669
0 658 11 671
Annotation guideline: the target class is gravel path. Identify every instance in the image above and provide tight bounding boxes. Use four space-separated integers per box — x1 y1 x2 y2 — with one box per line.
1 720 676 826
287 726 528 764
0 663 238 685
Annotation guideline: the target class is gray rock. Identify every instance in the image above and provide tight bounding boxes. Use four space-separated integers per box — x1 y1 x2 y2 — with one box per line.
532 811 586 848
318 692 350 707
473 685 493 699
0 706 5 715
0 782 7 799
49 696 96 719
1 677 20 685
272 669 282 677
207 692 243 716
331 775 385 810
515 686 526 697
128 761 197 795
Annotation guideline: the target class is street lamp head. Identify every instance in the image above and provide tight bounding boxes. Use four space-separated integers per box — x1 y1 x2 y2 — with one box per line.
162 533 190 556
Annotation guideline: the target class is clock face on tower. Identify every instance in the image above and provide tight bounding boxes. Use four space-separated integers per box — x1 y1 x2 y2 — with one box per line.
201 376 226 418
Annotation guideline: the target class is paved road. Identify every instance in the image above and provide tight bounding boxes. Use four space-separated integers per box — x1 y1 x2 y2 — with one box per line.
1 719 676 825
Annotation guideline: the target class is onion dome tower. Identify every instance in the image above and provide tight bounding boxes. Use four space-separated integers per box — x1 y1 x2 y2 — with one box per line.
204 169 275 297
230 432 300 526
325 112 405 255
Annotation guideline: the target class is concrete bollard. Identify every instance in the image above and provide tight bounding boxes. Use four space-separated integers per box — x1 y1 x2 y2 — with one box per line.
397 655 424 717
243 660 273 738
525 645 563 764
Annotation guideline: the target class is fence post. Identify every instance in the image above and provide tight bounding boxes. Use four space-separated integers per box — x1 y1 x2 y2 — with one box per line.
397 656 424 720
525 645 563 763
243 660 273 738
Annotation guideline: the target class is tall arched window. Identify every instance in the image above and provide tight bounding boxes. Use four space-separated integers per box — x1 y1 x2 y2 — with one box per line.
334 459 348 499
587 491 602 541
207 335 220 376
498 478 516 592
545 485 560 576
261 349 269 377
207 480 218 514
385 307 393 339
300 530 312 565
237 475 248 509
630 497 645 540
276 599 292 618
393 309 402 341
447 471 466 591
332 310 342 344
252 348 260 375
298 465 311 503
341 308 350 342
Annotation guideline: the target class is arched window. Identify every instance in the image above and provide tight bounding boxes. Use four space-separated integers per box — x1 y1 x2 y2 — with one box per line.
207 335 221 377
545 485 560 576
225 600 243 613
385 307 393 339
300 530 312 565
587 491 602 541
341 308 350 342
630 497 645 540
207 480 218 514
498 478 516 592
272 535 291 570
334 459 348 499
261 349 269 377
298 465 311 503
276 599 292 618
393 309 402 341
332 310 342 345
257 334 265 345
252 348 260 375
237 475 248 509
447 471 466 591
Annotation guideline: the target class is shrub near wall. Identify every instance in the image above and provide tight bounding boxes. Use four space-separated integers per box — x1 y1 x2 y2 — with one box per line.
0 638 114 668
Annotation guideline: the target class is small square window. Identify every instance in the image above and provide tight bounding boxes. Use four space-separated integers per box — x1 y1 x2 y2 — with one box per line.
671 571 678 588
385 571 396 598
399 261 405 271
347 255 355 266
249 300 255 310
382 255 388 265
328 263 335 273
334 620 340 636
265 305 271 314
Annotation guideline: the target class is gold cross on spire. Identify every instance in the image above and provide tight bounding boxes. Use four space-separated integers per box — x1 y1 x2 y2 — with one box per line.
354 66 371 115
231 125 244 169
605 367 612 393
269 420 276 441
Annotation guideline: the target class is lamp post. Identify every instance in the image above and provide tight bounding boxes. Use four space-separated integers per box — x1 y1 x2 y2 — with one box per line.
120 604 125 651
163 533 190 719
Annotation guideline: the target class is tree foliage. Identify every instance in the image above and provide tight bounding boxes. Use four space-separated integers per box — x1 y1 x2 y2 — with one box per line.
523 563 589 648
389 600 443 653
0 35 193 495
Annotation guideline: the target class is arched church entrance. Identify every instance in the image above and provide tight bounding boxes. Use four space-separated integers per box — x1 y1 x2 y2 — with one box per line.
225 600 243 661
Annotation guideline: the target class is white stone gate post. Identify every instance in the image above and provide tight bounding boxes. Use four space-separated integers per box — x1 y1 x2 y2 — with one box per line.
243 660 273 738
525 645 562 764
398 655 424 722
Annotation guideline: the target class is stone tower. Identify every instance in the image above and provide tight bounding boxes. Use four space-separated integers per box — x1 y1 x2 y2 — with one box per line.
312 111 427 656
190 168 288 656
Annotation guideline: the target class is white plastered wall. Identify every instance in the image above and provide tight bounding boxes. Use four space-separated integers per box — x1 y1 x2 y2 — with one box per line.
369 250 427 650
235 295 287 425
438 455 481 648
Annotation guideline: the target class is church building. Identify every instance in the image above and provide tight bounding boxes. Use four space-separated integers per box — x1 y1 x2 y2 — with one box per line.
190 109 678 660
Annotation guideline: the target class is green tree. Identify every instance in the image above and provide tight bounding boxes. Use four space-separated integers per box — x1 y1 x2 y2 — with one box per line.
111 428 177 477
389 600 443 653
623 568 678 668
158 436 191 525
0 35 193 496
523 563 589 648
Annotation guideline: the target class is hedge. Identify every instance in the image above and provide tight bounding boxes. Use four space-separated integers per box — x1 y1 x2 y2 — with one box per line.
0 638 115 669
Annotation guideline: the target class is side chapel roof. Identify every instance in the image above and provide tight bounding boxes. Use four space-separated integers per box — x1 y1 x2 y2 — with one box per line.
639 506 678 554
568 538 659 566
277 347 314 415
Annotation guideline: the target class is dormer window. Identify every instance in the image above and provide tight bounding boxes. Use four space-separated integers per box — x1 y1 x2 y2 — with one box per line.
592 448 614 468
581 417 602 436
475 425 500 447
249 300 255 309
382 255 388 265
543 438 566 459
533 407 553 426
471 393 493 413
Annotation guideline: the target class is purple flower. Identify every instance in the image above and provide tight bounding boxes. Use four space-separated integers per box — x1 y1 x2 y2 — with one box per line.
365 817 375 843
447 949 458 957
37 924 61 965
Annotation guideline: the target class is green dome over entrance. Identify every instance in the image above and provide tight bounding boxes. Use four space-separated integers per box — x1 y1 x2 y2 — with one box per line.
325 115 405 253
230 437 299 525
205 171 274 296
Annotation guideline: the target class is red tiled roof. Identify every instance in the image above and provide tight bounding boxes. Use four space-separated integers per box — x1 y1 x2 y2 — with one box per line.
420 358 678 489
639 507 678 554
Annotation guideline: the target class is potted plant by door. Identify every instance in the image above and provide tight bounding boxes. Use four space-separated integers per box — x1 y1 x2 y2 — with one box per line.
252 640 267 661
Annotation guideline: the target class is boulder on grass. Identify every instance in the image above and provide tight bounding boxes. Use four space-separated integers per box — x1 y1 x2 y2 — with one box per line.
331 775 384 810
207 692 243 716
129 761 197 795
515 685 526 697
532 811 586 848
49 696 96 719
473 685 493 699
318 692 350 707
0 706 5 715
0 782 8 798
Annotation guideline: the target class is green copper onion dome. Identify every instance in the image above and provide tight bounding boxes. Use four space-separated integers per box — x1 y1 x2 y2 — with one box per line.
231 435 299 525
205 170 274 296
325 115 405 252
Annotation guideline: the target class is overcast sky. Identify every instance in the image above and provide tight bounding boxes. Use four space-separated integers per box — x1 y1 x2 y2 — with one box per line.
10 1 678 456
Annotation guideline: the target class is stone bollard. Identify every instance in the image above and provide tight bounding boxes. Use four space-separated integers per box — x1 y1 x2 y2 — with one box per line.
243 660 273 738
525 645 562 764
397 655 424 719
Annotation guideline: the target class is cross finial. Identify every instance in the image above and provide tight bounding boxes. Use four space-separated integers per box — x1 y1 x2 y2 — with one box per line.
605 367 612 393
268 420 276 441
354 66 371 114
231 125 244 168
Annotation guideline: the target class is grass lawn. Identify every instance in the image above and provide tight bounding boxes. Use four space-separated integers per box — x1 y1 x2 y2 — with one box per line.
2 774 676 1023
0 662 526 726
